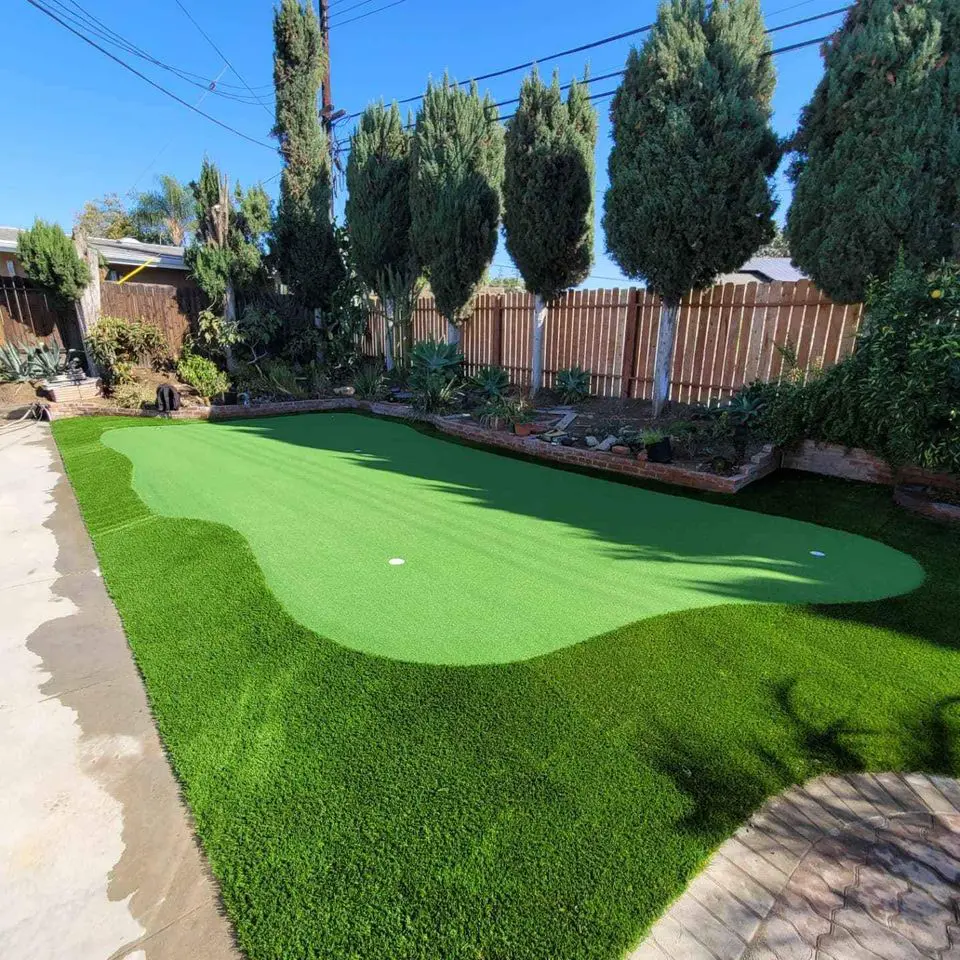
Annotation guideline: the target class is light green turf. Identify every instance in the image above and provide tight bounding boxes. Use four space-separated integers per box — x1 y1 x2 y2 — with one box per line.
102 413 924 665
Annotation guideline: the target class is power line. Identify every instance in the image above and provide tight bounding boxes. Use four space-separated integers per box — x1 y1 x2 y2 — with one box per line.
172 0 274 117
330 0 408 28
25 0 275 150
327 0 384 20
45 0 273 103
345 2 849 120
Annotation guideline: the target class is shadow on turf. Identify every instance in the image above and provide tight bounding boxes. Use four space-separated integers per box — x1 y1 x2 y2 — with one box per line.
224 413 925 613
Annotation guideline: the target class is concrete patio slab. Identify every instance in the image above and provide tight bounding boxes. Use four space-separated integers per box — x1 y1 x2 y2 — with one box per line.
0 422 238 960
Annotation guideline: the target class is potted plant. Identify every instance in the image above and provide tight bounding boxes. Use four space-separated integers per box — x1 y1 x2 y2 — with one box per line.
641 428 673 463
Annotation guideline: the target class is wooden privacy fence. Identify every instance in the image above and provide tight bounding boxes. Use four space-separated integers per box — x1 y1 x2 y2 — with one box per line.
100 281 207 355
364 280 864 403
0 275 81 351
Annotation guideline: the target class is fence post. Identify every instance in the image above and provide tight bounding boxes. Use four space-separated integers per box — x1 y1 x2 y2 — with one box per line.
619 287 640 399
492 294 504 368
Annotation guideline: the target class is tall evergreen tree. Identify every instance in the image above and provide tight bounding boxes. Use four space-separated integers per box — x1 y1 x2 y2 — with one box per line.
503 69 597 394
410 78 505 345
604 0 779 415
345 101 419 369
17 220 89 304
786 0 960 303
271 0 344 311
186 159 271 367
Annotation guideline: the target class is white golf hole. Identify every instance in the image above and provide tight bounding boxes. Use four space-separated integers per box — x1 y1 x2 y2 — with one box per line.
354 448 362 453
810 550 826 558
388 558 405 566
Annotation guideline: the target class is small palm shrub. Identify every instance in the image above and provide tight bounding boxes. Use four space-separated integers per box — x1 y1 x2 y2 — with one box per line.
555 365 590 404
468 364 510 400
354 362 388 400
176 352 229 402
87 315 166 387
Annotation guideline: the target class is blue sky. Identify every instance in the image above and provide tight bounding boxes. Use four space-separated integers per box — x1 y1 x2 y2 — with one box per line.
4 0 846 287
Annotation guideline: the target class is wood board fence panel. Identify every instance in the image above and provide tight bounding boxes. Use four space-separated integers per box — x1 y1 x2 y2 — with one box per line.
100 281 207 356
362 279 863 403
0 276 72 348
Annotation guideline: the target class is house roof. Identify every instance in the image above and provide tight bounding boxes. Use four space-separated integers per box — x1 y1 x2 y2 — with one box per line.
0 226 186 271
738 257 807 283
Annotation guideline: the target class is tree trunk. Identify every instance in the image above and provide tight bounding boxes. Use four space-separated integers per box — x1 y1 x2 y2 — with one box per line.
446 319 460 348
223 281 238 373
530 293 547 396
652 295 680 418
384 300 396 372
72 237 101 377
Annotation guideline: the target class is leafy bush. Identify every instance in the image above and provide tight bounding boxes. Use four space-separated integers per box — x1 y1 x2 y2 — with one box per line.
87 315 166 387
554 365 590 404
177 352 229 402
354 362 387 400
468 364 510 400
743 257 960 472
17 219 89 303
479 394 533 427
111 382 151 409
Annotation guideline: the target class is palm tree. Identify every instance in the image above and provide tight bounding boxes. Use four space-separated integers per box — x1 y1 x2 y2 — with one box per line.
131 175 196 246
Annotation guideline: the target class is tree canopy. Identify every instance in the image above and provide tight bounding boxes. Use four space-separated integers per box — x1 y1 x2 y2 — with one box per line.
130 175 196 246
271 0 343 310
17 219 89 304
785 0 960 303
345 102 418 295
503 70 597 301
74 194 135 240
603 0 779 301
410 78 505 332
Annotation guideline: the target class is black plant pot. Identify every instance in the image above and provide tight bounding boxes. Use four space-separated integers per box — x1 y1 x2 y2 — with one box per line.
646 437 673 464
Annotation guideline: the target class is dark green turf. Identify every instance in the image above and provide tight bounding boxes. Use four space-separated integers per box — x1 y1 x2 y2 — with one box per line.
101 413 922 665
53 414 960 960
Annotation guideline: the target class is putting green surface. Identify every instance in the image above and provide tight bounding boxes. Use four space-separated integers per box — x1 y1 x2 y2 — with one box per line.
102 413 923 665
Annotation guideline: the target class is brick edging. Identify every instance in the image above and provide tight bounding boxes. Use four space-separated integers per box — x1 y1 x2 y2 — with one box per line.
50 397 779 494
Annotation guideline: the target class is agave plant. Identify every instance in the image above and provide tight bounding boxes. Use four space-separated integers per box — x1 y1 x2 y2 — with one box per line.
468 364 510 400
0 341 33 382
409 338 463 379
27 341 64 379
554 365 590 404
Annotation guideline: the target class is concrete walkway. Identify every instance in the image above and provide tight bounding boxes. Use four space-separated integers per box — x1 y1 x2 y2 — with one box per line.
0 422 238 960
631 772 960 960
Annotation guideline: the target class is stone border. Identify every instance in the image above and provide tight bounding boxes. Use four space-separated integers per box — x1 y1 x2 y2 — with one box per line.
628 771 960 960
49 397 782 495
894 484 960 524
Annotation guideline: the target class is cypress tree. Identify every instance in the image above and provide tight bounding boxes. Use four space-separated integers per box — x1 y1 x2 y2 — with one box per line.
272 0 344 311
604 0 779 415
17 219 89 304
503 69 597 394
786 0 960 303
410 78 505 345
345 101 419 369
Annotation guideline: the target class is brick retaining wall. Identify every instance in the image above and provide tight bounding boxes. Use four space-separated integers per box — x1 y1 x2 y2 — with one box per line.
782 440 959 491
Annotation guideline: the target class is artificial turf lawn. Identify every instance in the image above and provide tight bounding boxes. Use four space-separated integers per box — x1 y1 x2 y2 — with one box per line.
100 413 922 665
53 414 960 960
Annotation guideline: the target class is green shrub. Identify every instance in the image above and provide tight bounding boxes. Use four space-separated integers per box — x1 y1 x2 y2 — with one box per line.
16 219 89 303
554 365 590 404
177 352 229 402
87 315 166 387
468 364 510 400
354 362 387 400
479 394 533 427
112 382 151 409
743 257 960 472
